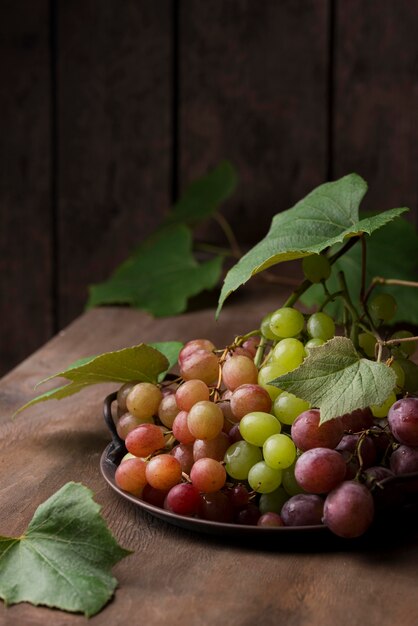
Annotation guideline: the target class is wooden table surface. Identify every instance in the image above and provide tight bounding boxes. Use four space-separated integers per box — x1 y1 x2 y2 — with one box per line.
1 290 418 626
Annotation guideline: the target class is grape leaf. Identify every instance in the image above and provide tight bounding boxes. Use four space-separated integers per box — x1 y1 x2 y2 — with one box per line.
0 482 131 617
88 225 223 316
301 217 418 324
270 337 396 423
217 173 408 316
15 343 171 415
163 160 237 227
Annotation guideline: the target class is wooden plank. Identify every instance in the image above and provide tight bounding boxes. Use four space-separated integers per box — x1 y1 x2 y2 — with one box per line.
1 297 418 625
0 1 53 376
178 0 329 247
334 0 418 226
56 0 173 327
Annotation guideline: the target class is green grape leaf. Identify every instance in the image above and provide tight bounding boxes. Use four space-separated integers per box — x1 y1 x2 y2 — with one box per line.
88 225 223 316
0 482 131 617
217 173 408 316
163 160 237 227
301 216 418 325
270 337 396 423
148 341 183 381
15 343 171 415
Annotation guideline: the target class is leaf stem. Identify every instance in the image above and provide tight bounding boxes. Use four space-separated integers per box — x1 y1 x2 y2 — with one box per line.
254 336 267 369
194 242 236 258
338 271 360 345
213 212 242 258
360 235 367 302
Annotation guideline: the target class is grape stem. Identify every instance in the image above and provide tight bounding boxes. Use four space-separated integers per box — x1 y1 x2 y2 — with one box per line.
338 271 360 345
254 336 267 369
213 212 243 258
364 276 418 302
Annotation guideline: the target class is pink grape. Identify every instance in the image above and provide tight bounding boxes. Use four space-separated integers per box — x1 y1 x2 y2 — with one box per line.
116 412 153 440
179 339 216 360
388 397 418 446
295 448 346 494
228 423 244 443
336 434 377 477
242 336 260 358
339 407 374 433
235 503 261 525
175 379 210 411
125 423 166 457
198 492 233 522
172 410 196 445
141 484 169 507
280 494 324 526
230 384 272 420
257 512 284 527
291 409 344 451
226 484 250 508
126 382 162 420
145 454 182 491
190 458 226 493
170 443 194 474
193 432 230 462
222 355 258 390
390 445 418 475
323 481 374 538
158 394 179 428
187 401 224 440
117 381 137 415
115 457 148 496
178 342 219 385
164 483 201 516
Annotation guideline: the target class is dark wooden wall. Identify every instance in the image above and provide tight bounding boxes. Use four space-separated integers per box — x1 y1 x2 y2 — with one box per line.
1 0 418 376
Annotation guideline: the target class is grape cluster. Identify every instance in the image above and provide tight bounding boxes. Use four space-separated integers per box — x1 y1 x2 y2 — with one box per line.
112 306 418 539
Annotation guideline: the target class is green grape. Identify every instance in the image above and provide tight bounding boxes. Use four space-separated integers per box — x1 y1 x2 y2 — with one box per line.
260 312 279 341
391 330 417 358
390 360 405 390
273 391 310 425
302 254 331 283
305 338 325 351
248 461 282 493
371 391 397 418
269 307 304 339
358 332 377 358
272 338 306 371
258 362 286 400
259 487 289 514
263 433 297 470
239 411 281 447
397 358 418 394
369 293 397 323
224 441 263 480
306 312 335 341
282 462 305 496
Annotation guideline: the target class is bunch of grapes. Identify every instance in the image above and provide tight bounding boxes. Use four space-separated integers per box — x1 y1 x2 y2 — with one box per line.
112 302 418 539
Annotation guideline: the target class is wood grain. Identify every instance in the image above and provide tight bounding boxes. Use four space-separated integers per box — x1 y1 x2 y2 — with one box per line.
56 0 173 327
179 0 329 247
0 0 53 376
1 290 418 625
334 0 418 226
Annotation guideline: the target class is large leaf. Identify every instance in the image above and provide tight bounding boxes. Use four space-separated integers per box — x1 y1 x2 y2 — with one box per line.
16 343 170 414
301 217 418 324
88 225 223 316
217 173 408 315
163 160 237 227
0 482 130 617
270 337 396 423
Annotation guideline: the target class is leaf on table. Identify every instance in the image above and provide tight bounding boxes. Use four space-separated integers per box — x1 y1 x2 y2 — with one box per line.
301 216 418 325
270 337 396 423
0 482 131 617
216 173 408 315
15 343 170 415
163 160 237 227
88 225 223 316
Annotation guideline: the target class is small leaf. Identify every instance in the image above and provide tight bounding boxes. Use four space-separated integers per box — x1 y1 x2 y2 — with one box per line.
163 160 237 227
88 225 223 316
0 482 131 617
301 216 418 325
16 344 169 414
217 173 408 315
270 337 396 423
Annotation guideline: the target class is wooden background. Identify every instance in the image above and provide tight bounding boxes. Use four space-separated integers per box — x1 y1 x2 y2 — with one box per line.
1 0 418 376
